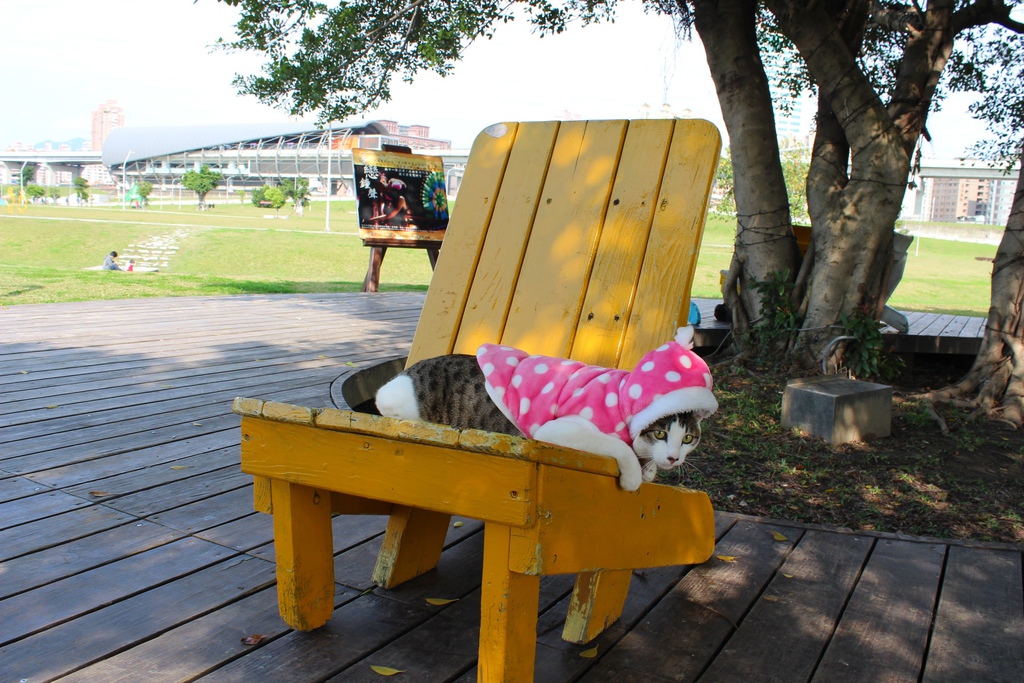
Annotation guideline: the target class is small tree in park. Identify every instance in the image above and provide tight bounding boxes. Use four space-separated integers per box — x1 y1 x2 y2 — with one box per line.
263 186 287 217
137 181 154 208
72 177 89 203
182 165 223 208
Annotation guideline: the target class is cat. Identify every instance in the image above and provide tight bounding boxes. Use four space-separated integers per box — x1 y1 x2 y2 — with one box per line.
374 327 717 492
374 354 523 437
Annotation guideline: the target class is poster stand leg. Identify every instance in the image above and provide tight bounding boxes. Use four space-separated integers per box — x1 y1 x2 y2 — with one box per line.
361 245 440 293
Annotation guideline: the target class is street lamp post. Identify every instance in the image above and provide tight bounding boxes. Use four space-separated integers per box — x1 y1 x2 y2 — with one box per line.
325 127 333 232
121 149 132 211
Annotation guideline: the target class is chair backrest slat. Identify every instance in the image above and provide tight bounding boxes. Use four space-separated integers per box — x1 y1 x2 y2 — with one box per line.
408 118 721 372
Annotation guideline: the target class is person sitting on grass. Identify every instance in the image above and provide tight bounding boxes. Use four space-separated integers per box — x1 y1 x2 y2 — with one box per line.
102 251 121 270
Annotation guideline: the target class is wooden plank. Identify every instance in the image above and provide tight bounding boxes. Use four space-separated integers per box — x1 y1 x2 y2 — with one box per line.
194 593 433 682
509 465 715 575
453 121 560 355
923 546 1024 683
479 523 542 682
271 479 336 631
28 439 238 490
502 119 626 357
620 120 720 366
579 520 800 682
53 587 289 683
697 529 872 683
0 503 137 561
326 575 577 683
959 314 986 338
100 467 251 517
812 538 945 683
147 486 257 533
408 124 518 363
0 555 280 682
917 313 956 338
0 537 236 646
240 418 537 527
0 519 182 599
572 119 674 367
0 489 91 530
0 475 48 504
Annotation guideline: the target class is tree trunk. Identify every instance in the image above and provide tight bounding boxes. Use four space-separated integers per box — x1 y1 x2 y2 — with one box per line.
765 0 948 367
691 0 797 343
923 158 1024 426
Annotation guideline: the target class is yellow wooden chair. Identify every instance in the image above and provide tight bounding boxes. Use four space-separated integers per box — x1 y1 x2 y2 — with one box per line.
234 118 721 681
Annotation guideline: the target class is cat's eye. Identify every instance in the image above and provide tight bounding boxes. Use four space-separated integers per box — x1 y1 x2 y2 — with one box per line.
682 434 694 444
651 429 667 440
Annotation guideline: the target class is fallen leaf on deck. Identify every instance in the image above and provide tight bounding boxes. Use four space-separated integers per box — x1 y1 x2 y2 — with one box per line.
579 646 598 658
770 531 788 542
762 595 779 602
88 491 109 497
161 384 174 389
425 597 458 606
170 466 190 470
46 404 59 409
783 573 795 579
453 521 464 528
192 422 203 426
241 634 266 646
317 354 327 358
344 362 358 367
716 555 737 563
369 665 405 676
19 371 29 374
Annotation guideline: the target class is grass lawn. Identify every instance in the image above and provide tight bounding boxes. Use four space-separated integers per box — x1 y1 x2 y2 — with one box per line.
0 201 435 304
0 203 998 314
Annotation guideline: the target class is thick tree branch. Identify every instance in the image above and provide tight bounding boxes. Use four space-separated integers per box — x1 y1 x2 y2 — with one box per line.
952 0 1024 35
869 0 925 33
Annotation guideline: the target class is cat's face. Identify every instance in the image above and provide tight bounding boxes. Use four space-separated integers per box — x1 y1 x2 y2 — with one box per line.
632 412 701 479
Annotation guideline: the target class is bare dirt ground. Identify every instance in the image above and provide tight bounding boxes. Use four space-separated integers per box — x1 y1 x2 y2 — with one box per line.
675 354 1024 544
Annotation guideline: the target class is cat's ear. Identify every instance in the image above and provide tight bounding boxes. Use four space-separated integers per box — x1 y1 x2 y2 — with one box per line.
674 325 695 349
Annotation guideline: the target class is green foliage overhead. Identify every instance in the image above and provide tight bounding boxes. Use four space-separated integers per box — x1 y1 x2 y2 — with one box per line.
215 0 622 122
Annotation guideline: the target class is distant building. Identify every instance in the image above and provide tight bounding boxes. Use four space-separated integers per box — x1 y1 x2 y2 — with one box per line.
913 172 1015 225
92 100 125 151
102 120 460 199
84 100 124 186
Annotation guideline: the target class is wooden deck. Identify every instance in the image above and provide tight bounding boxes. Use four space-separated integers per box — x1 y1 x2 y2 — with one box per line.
690 298 986 356
1 292 1020 683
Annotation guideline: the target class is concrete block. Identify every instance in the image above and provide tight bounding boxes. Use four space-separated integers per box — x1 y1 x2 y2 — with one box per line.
781 377 892 445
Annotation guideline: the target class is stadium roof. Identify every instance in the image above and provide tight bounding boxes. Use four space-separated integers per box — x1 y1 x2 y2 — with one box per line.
102 120 390 166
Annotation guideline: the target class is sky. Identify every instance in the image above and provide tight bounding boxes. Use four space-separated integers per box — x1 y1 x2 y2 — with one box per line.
0 0 994 157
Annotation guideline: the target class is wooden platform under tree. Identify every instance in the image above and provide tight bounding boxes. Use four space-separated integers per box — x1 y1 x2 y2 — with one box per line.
0 292 1019 682
690 298 987 356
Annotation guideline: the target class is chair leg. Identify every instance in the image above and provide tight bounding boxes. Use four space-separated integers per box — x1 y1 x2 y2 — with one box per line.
478 523 541 683
271 479 335 630
372 506 451 588
561 569 632 644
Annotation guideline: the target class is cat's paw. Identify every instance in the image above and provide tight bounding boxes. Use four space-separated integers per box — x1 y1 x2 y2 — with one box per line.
618 460 643 491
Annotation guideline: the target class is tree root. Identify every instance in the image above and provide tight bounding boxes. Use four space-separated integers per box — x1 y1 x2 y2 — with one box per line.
922 399 950 436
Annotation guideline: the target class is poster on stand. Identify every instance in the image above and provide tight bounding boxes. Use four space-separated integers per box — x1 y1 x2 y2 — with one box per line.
352 148 449 245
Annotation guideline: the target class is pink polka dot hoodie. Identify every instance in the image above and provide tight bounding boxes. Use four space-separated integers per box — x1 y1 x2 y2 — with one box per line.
476 326 717 444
